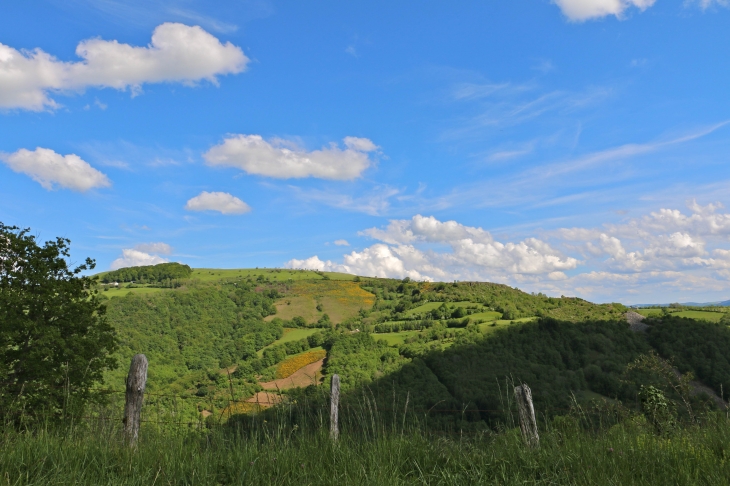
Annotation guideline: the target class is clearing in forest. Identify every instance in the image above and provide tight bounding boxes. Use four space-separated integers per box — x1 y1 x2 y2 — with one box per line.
267 280 375 324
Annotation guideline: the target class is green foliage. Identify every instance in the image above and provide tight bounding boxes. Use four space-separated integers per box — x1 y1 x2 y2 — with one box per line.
101 262 192 284
104 281 281 393
0 223 117 422
647 316 730 397
358 278 627 325
638 385 676 435
277 315 660 430
324 332 409 392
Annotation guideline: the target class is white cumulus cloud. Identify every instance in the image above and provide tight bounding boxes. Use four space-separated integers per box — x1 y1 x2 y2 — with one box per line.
110 249 169 270
203 135 379 180
288 201 730 303
334 239 350 246
288 215 578 282
0 23 248 111
185 191 251 214
0 147 111 191
552 0 656 21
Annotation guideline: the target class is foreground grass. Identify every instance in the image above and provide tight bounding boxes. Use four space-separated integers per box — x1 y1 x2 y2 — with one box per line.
2 416 730 485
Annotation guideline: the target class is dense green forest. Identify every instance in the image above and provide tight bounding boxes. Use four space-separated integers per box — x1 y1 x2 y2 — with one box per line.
101 262 192 284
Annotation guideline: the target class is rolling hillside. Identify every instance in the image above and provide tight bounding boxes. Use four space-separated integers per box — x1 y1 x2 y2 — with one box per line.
96 265 730 426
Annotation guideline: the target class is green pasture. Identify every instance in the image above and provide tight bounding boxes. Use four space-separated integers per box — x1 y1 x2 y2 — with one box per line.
404 300 485 317
257 328 321 357
375 331 421 346
467 310 504 322
673 310 726 322
635 308 726 322
477 317 536 334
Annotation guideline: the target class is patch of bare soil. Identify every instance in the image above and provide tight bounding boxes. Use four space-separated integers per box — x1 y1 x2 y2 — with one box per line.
246 391 283 406
260 358 325 391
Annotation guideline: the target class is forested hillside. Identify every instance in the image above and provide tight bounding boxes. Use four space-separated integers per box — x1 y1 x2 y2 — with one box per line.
98 265 730 428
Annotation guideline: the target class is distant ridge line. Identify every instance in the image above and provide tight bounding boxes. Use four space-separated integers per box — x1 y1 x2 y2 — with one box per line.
631 300 730 308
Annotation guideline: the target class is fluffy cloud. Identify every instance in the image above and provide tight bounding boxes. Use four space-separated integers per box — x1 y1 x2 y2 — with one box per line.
288 201 730 303
0 147 110 191
110 249 169 270
288 215 578 282
286 245 437 281
203 135 378 180
185 191 251 214
334 239 350 246
552 0 656 21
0 23 248 111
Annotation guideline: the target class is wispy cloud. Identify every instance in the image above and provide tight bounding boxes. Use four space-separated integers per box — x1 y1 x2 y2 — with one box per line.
284 185 401 216
443 83 614 141
522 120 730 181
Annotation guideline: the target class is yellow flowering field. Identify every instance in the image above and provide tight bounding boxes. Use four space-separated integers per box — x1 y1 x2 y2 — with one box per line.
276 349 327 379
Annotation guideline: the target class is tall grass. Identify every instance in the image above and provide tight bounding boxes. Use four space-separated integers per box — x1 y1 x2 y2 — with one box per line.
2 407 729 485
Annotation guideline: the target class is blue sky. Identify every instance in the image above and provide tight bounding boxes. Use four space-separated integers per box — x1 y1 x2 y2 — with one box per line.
1 0 730 304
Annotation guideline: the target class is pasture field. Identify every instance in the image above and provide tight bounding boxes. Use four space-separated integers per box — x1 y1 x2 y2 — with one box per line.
404 300 485 317
468 310 504 322
634 308 726 322
375 331 421 346
673 310 726 322
267 280 375 324
257 328 321 357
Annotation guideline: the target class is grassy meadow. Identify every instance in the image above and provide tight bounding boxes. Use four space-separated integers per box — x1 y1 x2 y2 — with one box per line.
635 308 726 322
266 279 375 324
2 410 730 485
257 328 321 356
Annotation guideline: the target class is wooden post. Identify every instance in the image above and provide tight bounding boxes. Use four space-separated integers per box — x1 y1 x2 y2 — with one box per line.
124 354 148 446
330 374 340 441
514 384 539 448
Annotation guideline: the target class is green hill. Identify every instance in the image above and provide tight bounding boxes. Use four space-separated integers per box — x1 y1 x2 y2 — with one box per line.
96 265 730 427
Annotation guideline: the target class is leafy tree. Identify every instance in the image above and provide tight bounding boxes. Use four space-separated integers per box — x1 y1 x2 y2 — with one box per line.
101 262 192 284
0 224 117 421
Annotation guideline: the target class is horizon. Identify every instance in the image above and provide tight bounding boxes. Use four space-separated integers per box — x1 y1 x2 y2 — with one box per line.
2 1 730 305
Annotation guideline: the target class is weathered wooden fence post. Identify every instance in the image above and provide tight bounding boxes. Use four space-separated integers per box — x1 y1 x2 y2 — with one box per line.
514 383 539 448
124 354 148 446
330 374 340 441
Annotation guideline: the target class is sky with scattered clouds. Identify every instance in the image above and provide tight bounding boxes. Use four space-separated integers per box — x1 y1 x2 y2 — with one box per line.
1 0 729 304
